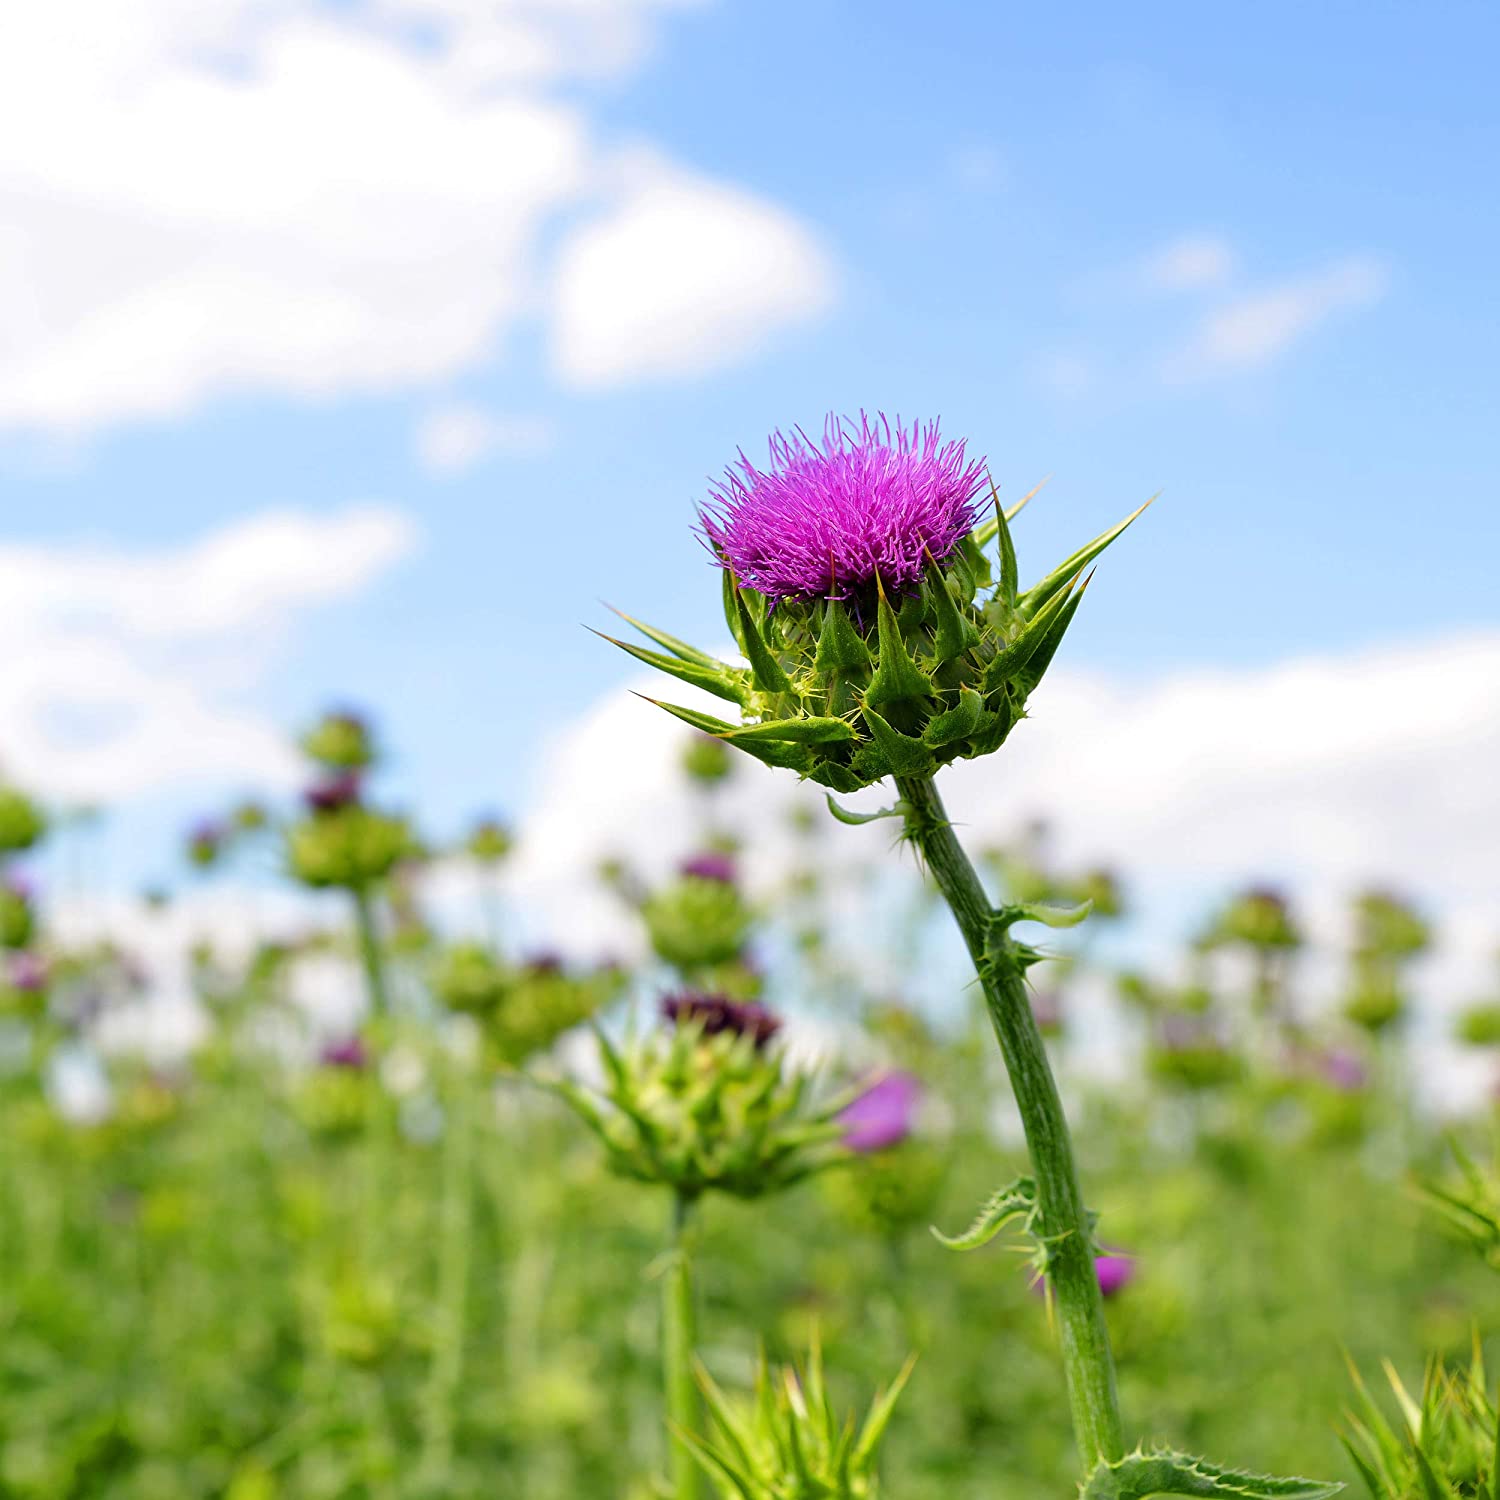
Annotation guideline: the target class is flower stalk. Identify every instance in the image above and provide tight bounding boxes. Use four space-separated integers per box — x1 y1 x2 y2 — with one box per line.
352 886 390 1018
663 1191 701 1500
895 771 1124 1469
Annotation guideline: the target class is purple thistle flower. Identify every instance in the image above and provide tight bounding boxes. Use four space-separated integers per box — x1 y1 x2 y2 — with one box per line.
320 1035 368 1070
661 991 781 1048
524 950 565 975
1318 1047 1368 1093
304 770 363 814
1032 1252 1136 1300
679 851 738 885
7 950 48 993
700 413 988 606
838 1071 922 1153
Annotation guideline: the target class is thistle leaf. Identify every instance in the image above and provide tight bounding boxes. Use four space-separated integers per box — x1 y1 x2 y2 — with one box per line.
725 717 858 746
924 552 977 662
1023 495 1154 619
865 584 933 707
859 707 936 777
1079 1448 1343 1500
594 631 748 705
607 606 724 669
931 1175 1039 1251
732 583 794 695
970 474 1050 549
982 570 1084 694
1004 897 1095 930
825 794 903 826
814 597 872 676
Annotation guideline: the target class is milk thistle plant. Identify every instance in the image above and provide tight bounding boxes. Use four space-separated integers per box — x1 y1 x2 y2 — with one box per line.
606 413 1340 1495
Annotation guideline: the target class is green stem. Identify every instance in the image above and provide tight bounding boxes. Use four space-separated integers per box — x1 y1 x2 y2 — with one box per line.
663 1192 701 1500
352 885 391 1019
895 773 1124 1471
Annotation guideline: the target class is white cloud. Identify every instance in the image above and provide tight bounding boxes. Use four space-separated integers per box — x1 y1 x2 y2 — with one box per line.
500 631 1500 994
1162 255 1389 380
1141 233 1236 291
0 0 829 435
551 159 837 387
0 506 417 800
414 402 555 474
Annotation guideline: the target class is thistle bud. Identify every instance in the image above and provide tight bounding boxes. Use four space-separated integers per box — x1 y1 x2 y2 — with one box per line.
1148 1014 1241 1090
549 998 847 1201
304 771 364 814
0 877 35 950
300 708 376 771
602 414 1147 793
681 732 734 786
186 818 228 869
641 864 755 974
0 787 46 855
466 816 513 864
685 1342 914 1500
286 805 415 891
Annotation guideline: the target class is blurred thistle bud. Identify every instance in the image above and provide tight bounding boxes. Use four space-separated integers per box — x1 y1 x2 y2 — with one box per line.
684 1341 915 1500
304 770 364 814
681 732 734 787
1071 866 1125 921
642 865 755 973
548 1000 847 1201
232 799 270 833
661 991 781 1048
0 876 36 950
466 816 513 864
1343 971 1406 1034
1148 1014 1241 1090
601 415 1147 793
295 1061 373 1140
0 949 48 1019
430 941 510 1016
678 850 737 885
0 786 46 855
1352 886 1431 963
1457 1001 1500 1048
286 804 415 891
300 708 376 771
186 818 228 869
1215 885 1302 952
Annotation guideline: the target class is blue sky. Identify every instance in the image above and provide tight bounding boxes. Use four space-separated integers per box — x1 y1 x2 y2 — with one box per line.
1 0 1497 908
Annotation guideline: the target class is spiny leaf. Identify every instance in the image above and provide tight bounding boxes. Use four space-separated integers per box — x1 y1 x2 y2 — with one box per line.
1023 495 1154 618
1080 1447 1343 1500
982 569 1084 694
931 1175 1038 1252
825 794 903 826
1004 897 1095 930
859 706 936 777
865 582 932 707
971 474 1051 549
922 686 987 747
814 597 872 676
607 605 723 668
724 717 858 745
923 551 976 661
732 582 794 695
593 630 748 705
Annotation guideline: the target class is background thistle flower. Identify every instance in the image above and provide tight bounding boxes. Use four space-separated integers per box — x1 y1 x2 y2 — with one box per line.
642 865 757 975
546 1003 848 1202
604 414 1148 794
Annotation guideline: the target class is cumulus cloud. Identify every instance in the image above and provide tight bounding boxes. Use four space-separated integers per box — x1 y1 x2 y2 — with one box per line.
1141 233 1236 291
551 159 837 387
0 0 829 435
414 403 555 474
1162 255 1389 380
497 631 1500 990
0 506 417 800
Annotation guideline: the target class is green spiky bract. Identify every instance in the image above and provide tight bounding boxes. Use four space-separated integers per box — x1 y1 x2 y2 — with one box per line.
609 495 1150 792
543 1018 850 1203
681 1339 916 1500
1081 1450 1342 1499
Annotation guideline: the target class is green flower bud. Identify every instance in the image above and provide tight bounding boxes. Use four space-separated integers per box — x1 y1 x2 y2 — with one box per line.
1458 1001 1500 1048
0 787 46 855
1343 971 1406 1033
466 817 513 863
286 805 415 891
300 708 377 771
0 882 35 950
685 1341 915 1500
642 866 755 973
550 1003 848 1202
681 732 735 786
293 1065 371 1141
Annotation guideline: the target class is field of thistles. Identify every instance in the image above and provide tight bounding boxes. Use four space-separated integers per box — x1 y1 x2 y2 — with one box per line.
0 423 1496 1499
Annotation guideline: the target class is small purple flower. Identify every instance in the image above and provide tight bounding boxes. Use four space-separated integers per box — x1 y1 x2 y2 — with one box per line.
524 951 565 975
662 991 781 1048
679 852 737 885
1032 1252 1135 1299
304 770 363 813
1318 1048 1368 1093
838 1071 922 1153
700 414 988 606
320 1035 368 1070
7 950 47 993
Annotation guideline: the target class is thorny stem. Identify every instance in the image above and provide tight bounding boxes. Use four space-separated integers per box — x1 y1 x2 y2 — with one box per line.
352 886 391 1018
895 773 1125 1472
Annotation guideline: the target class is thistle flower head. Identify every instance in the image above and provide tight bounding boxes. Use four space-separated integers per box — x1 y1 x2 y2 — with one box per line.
701 413 986 607
605 414 1149 793
678 851 737 885
320 1035 369 1070
838 1070 921 1152
642 867 755 976
662 990 781 1049
304 770 364 814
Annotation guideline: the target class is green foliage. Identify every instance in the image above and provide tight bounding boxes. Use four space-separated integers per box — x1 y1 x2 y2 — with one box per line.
1081 1449 1341 1498
684 1341 916 1499
285 803 416 890
0 786 47 854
